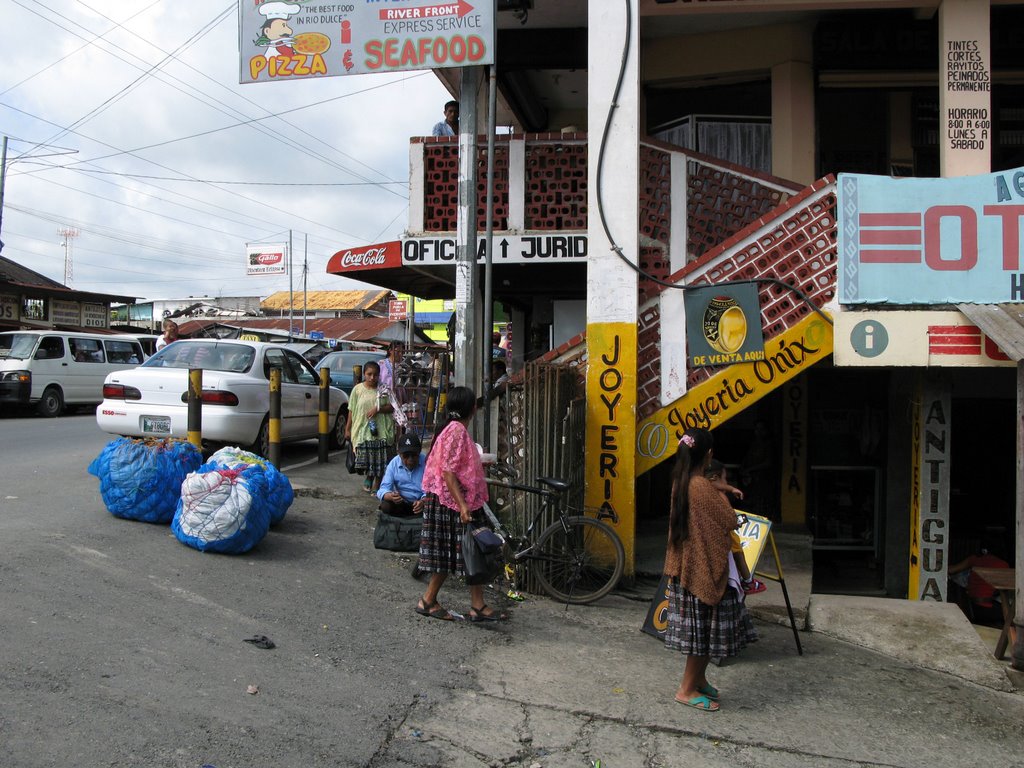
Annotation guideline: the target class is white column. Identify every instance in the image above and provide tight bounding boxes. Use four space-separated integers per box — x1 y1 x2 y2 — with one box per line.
587 4 639 330
408 141 425 234
586 0 640 574
508 138 526 231
939 0 991 177
669 152 688 273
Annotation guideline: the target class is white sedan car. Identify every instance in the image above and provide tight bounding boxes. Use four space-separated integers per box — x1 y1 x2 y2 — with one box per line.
96 339 349 456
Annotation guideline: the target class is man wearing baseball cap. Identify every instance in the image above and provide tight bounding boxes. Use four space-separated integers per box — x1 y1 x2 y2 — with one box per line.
376 433 426 517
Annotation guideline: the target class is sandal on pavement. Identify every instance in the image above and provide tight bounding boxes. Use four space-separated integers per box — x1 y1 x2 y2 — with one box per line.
697 683 719 700
743 578 767 595
415 598 453 621
467 604 508 623
676 694 719 712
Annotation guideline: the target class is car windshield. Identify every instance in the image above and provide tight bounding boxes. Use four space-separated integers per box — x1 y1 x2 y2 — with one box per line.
0 334 37 360
141 341 255 372
322 352 383 371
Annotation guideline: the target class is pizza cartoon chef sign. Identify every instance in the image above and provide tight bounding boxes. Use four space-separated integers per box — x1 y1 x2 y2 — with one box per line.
256 2 299 58
239 0 494 84
247 1 332 82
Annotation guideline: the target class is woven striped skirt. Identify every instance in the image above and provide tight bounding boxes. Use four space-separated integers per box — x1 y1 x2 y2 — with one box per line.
417 494 481 576
664 581 758 658
354 439 394 477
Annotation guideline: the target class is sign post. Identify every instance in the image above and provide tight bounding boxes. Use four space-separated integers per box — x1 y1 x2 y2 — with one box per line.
641 512 803 656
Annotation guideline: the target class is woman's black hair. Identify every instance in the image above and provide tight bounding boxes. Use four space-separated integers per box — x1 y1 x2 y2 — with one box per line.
362 360 380 375
668 428 714 548
428 386 477 454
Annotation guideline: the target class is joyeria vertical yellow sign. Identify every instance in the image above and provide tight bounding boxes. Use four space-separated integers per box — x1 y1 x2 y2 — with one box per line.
585 323 637 574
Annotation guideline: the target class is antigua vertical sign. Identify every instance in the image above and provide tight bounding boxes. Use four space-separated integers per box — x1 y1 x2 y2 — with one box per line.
908 376 951 602
239 0 494 83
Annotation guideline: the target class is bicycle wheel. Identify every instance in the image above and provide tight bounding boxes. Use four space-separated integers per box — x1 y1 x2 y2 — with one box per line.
531 516 625 604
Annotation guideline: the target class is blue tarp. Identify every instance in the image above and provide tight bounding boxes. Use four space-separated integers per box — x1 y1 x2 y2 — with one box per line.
88 438 203 524
171 447 293 554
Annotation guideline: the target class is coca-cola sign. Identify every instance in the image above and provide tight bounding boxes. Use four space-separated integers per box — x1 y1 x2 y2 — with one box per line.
340 247 388 267
327 241 400 273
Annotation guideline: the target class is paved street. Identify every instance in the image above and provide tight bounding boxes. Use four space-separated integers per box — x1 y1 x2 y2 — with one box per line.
0 415 493 767
2 414 1023 767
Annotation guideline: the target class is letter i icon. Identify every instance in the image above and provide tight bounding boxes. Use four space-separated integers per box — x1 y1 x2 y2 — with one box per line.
864 323 875 350
341 20 351 44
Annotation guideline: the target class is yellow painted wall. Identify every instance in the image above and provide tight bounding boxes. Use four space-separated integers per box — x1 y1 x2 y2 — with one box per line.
585 323 638 575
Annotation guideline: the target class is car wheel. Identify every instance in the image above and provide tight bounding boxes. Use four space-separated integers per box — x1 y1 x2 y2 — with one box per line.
251 417 270 459
37 386 64 418
328 405 347 450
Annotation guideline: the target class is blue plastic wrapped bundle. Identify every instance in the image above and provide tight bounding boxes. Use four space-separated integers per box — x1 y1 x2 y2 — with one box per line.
200 447 294 525
172 468 270 554
88 437 203 523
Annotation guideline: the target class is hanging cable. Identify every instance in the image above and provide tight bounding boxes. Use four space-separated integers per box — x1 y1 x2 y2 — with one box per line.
594 0 832 327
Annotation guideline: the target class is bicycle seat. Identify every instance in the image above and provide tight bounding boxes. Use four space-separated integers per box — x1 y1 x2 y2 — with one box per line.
535 477 569 493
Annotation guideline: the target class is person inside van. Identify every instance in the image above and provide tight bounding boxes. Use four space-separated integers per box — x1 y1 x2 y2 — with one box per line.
35 337 64 360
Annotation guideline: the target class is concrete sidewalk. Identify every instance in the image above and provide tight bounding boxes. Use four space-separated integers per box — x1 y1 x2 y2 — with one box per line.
282 452 1024 767
284 451 1021 698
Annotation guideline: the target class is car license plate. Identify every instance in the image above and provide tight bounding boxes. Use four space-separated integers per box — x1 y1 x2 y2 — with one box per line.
142 416 171 434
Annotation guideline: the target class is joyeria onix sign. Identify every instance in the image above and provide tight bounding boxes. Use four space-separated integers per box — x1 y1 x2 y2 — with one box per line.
635 314 832 476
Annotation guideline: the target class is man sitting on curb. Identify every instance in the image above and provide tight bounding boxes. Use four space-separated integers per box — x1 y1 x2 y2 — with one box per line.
376 433 426 517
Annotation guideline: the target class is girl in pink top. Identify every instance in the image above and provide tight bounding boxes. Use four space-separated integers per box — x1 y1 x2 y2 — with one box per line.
415 386 507 623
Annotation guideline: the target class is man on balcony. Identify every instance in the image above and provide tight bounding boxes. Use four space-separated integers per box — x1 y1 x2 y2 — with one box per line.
432 100 459 137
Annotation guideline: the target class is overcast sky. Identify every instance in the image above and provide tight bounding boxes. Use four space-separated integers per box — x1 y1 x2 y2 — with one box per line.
0 0 452 303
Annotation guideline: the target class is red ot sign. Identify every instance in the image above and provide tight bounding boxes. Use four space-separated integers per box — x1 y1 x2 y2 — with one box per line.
389 300 407 321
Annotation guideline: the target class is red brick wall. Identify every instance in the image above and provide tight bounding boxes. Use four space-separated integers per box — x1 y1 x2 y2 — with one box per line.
420 136 587 232
525 142 588 230
636 179 837 417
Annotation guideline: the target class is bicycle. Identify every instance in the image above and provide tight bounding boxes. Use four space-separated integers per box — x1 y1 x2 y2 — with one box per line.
482 468 625 605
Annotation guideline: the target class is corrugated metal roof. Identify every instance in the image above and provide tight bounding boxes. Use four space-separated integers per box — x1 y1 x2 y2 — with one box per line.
957 303 1024 362
175 316 437 346
0 256 66 289
260 290 391 311
0 256 136 304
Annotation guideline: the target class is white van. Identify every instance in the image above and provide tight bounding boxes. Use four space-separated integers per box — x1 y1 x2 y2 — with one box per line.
0 331 146 417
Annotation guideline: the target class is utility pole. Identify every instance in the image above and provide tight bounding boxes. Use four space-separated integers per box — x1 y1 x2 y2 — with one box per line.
302 233 308 338
288 229 294 342
58 227 79 286
0 136 7 253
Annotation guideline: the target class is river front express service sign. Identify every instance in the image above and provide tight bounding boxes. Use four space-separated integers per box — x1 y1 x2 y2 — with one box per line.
838 167 1024 305
239 0 494 83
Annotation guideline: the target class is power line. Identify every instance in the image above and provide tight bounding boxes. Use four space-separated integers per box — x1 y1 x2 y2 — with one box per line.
1 102 387 241
10 0 409 194
75 0 406 189
67 168 407 186
0 0 164 98
12 1 234 162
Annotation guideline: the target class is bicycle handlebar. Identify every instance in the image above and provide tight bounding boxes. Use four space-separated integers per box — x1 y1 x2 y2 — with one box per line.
485 477 561 500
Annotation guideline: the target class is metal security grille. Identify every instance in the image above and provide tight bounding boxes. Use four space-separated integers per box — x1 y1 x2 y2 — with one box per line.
492 360 585 593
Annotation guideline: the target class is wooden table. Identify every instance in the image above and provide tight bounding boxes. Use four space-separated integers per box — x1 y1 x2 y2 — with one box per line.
973 567 1017 660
